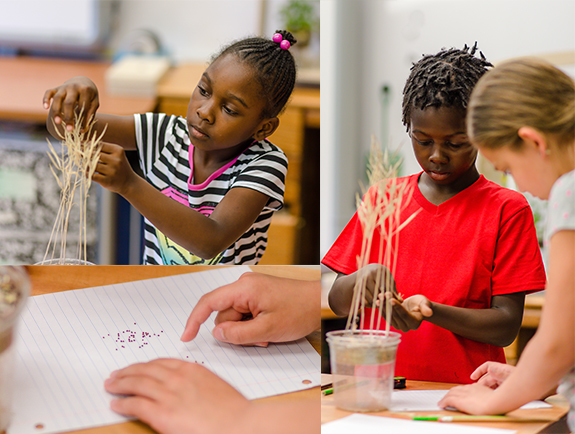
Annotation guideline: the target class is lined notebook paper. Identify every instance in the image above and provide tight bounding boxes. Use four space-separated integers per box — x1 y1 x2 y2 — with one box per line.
392 390 552 412
10 266 320 434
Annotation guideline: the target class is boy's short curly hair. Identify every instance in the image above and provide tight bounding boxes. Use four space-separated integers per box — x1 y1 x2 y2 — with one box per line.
402 42 493 132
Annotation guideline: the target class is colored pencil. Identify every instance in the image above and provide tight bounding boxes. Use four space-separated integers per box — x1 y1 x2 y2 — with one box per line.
413 415 553 423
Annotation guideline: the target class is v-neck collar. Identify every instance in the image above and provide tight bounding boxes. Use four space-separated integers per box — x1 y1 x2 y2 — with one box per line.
412 171 485 213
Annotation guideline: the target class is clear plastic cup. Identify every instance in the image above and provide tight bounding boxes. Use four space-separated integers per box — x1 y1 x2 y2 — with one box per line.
326 330 401 412
0 266 30 431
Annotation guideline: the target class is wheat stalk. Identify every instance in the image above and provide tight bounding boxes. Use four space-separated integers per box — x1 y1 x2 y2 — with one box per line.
346 135 420 337
43 110 106 264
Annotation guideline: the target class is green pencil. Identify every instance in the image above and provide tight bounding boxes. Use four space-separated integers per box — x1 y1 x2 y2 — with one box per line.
413 415 552 423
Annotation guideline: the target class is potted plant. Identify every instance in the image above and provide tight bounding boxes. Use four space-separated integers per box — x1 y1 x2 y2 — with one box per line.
279 0 318 48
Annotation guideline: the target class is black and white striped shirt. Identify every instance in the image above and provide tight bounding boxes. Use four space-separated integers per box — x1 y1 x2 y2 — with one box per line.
134 113 287 265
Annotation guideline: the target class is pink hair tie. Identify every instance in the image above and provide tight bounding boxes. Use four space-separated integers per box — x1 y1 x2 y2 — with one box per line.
272 32 290 50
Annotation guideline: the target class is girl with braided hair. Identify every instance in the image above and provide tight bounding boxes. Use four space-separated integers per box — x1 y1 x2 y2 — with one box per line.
43 31 297 265
323 44 547 383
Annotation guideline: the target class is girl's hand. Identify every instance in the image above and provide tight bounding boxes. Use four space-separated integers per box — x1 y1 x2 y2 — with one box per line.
92 142 138 195
104 359 253 434
438 383 498 415
43 76 99 132
389 294 433 331
471 362 557 399
470 361 515 389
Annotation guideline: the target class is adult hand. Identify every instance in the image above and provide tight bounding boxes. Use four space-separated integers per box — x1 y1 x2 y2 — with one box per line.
181 272 320 346
104 359 253 434
43 76 99 132
438 383 497 415
389 294 433 332
470 361 515 389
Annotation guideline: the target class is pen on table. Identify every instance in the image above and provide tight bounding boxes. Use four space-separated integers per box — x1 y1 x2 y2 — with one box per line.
321 382 333 396
322 377 406 396
413 415 553 423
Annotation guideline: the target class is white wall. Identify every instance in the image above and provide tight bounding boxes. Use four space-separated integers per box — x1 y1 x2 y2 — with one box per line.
109 0 299 62
320 0 364 262
320 0 575 257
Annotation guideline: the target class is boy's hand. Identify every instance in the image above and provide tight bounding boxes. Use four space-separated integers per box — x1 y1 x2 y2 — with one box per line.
356 263 396 307
43 76 99 132
92 142 138 195
389 294 433 331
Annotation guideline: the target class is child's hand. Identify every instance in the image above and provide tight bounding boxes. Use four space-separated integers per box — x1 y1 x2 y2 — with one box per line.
389 294 433 331
104 359 253 434
92 142 137 195
181 272 320 347
438 383 496 415
43 76 99 132
356 263 397 308
470 361 515 389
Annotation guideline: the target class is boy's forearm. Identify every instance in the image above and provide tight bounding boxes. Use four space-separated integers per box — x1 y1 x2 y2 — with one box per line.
424 299 522 347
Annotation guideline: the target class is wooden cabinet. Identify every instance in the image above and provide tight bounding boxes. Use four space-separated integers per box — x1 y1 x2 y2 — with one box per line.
156 64 319 264
264 87 320 265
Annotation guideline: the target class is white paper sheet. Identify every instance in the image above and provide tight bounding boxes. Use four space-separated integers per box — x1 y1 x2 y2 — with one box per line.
392 389 551 412
10 266 320 434
321 414 517 434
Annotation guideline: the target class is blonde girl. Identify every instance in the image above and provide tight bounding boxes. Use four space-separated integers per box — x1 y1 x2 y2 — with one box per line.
439 58 575 430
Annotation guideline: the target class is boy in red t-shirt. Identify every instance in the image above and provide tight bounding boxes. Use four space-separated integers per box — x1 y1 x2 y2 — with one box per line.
322 44 546 384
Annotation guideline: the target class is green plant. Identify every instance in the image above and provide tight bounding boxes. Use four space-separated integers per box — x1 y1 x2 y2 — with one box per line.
279 0 318 34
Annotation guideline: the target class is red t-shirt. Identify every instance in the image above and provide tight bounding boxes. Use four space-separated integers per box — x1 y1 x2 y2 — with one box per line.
322 173 546 384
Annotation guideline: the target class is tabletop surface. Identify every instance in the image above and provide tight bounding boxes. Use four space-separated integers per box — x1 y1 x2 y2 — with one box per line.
321 374 569 434
20 265 320 434
0 56 156 123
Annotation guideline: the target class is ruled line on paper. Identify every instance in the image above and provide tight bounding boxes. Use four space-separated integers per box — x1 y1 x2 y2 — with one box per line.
10 266 320 434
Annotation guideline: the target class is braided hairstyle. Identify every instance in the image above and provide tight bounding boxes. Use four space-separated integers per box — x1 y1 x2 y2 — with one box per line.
402 42 493 132
212 30 297 119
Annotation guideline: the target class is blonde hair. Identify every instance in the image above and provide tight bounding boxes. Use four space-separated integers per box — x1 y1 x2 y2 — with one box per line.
467 57 575 151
